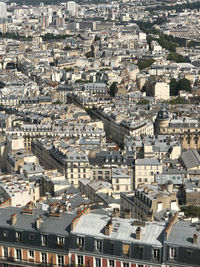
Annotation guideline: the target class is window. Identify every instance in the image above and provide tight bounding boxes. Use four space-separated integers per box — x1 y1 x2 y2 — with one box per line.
16 249 22 260
138 247 143 259
186 250 192 257
96 258 101 267
123 263 129 267
57 237 65 247
110 241 114 254
98 171 102 174
3 247 8 258
94 240 102 251
109 260 114 267
3 231 8 238
116 185 120 190
138 265 144 267
57 255 64 266
123 244 130 257
16 232 21 242
29 251 34 259
77 255 83 266
41 253 47 263
169 247 176 259
77 236 84 247
41 235 47 246
29 233 34 240
153 249 160 259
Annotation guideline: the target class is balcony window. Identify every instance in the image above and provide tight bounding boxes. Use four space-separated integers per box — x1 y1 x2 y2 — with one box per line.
77 255 83 266
96 258 101 267
16 249 22 260
29 250 34 260
123 263 129 267
58 255 64 266
41 253 47 263
108 260 114 267
3 247 8 258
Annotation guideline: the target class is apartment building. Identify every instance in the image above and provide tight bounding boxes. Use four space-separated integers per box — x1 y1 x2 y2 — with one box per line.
134 158 163 189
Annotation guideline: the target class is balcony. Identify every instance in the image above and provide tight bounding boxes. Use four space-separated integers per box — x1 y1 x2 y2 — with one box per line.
0 256 59 267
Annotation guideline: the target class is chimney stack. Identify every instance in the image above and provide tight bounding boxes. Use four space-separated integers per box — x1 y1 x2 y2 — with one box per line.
105 219 113 236
124 209 131 219
36 216 43 229
136 227 141 240
11 213 17 225
113 208 120 218
193 233 199 244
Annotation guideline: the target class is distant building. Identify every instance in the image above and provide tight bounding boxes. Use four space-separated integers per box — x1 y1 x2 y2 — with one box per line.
67 1 76 16
0 2 7 18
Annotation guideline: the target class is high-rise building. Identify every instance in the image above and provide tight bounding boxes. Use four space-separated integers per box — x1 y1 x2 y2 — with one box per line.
0 2 7 18
67 1 76 16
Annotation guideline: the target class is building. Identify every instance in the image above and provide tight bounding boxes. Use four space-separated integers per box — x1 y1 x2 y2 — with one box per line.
134 183 179 221
0 2 7 18
134 158 163 189
155 107 200 150
67 1 76 16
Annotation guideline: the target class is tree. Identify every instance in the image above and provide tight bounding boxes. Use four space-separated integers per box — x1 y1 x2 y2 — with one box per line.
170 78 178 96
138 98 150 105
169 97 186 105
137 59 155 70
109 82 118 97
181 205 200 218
176 78 191 92
85 51 94 58
167 52 190 63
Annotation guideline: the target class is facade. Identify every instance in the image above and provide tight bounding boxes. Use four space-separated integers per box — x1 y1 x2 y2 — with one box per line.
0 205 200 267
134 159 163 189
32 140 91 187
155 108 200 150
134 183 179 221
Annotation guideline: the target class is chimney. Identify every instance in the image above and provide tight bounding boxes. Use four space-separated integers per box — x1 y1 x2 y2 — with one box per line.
36 216 43 229
113 208 120 218
146 211 153 222
193 233 199 244
105 219 113 236
124 209 131 219
136 227 141 240
11 213 17 225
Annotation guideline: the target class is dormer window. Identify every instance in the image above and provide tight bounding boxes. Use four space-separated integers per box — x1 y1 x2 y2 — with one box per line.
169 247 176 259
94 240 102 252
57 236 65 245
16 232 21 242
77 236 84 248
41 235 47 246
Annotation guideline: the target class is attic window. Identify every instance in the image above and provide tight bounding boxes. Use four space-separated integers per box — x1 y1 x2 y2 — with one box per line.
3 231 8 237
29 233 35 240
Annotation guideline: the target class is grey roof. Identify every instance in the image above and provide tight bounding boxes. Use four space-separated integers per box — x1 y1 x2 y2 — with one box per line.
166 220 200 248
72 213 165 246
136 158 162 165
180 150 200 170
0 207 76 236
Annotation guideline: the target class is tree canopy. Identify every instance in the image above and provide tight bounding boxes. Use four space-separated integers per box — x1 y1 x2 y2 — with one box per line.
137 58 155 70
109 82 118 97
167 52 190 63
